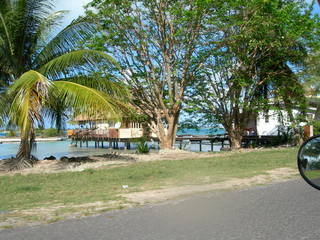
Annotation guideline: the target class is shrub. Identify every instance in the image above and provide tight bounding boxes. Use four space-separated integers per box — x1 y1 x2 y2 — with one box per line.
42 128 60 137
136 138 149 154
311 120 320 136
7 130 16 137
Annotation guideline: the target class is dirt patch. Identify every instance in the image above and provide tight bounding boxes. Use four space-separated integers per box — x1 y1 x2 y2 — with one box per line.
0 200 131 229
0 149 240 176
132 147 281 162
0 153 136 175
122 167 298 204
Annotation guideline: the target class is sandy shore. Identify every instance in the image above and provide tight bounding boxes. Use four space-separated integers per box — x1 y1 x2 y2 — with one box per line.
0 149 233 175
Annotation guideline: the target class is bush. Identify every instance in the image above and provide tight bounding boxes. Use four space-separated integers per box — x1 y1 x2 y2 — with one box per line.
41 128 60 137
136 138 149 154
309 160 320 170
7 130 16 137
311 120 320 136
277 125 304 146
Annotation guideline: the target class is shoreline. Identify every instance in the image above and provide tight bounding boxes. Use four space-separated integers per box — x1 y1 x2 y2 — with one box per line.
0 139 224 160
0 147 293 175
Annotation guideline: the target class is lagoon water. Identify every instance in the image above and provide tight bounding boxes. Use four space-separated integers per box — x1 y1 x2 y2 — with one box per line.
177 128 224 135
0 141 113 160
0 140 222 160
0 128 225 160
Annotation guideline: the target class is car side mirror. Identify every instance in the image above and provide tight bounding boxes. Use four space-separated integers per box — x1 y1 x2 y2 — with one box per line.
298 135 320 190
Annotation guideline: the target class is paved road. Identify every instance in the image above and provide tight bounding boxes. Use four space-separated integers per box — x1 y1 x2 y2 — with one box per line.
1 179 320 240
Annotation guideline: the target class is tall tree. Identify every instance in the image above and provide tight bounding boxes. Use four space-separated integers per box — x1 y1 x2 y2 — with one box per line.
186 0 319 149
86 0 212 149
0 0 128 169
301 52 320 120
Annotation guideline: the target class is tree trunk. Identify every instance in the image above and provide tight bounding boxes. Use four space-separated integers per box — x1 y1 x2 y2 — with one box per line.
151 112 179 150
159 133 175 149
315 106 320 120
4 133 38 171
229 135 242 149
226 127 243 150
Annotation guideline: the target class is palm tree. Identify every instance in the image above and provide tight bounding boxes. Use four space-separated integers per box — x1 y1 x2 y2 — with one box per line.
0 0 129 170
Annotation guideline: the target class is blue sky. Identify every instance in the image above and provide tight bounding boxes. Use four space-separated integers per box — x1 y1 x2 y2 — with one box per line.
309 0 320 14
54 0 91 26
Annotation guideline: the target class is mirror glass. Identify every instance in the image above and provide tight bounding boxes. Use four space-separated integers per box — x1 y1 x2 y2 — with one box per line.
298 136 320 190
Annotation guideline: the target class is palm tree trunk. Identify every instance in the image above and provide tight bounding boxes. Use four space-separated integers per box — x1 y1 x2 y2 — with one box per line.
5 131 38 171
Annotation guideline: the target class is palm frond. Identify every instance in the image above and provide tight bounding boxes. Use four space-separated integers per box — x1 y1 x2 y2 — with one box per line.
13 0 54 60
6 70 50 167
0 1 130 170
52 80 125 120
31 10 69 57
39 49 119 79
0 0 12 20
8 70 50 133
34 17 98 66
43 98 69 131
0 1 15 76
0 71 13 90
0 92 10 127
0 12 14 55
56 75 130 99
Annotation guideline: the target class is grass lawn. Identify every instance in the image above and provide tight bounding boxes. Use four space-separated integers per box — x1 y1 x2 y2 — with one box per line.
304 169 320 180
0 147 298 214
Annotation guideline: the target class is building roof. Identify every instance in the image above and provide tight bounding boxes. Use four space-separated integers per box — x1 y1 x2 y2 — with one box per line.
73 113 118 123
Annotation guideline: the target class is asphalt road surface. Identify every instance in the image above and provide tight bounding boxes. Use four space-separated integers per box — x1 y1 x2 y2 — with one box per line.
1 179 320 240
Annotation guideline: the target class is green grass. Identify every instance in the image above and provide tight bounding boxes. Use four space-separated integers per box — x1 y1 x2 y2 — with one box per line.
304 169 320 179
0 148 298 212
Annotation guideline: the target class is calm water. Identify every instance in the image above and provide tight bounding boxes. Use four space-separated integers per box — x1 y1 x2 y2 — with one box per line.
177 128 225 135
0 140 222 160
0 141 112 160
0 128 225 160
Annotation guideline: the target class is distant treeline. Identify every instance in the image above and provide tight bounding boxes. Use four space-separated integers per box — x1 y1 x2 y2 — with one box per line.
1 129 65 138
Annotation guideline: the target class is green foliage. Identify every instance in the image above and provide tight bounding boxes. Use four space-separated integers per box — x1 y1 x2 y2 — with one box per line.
40 128 60 137
7 130 16 137
309 161 320 171
137 142 149 154
86 0 213 147
311 121 320 135
277 125 305 146
136 137 150 154
301 51 320 98
0 0 130 168
184 0 320 145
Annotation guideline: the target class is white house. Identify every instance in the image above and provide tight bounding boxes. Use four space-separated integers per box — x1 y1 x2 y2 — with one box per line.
245 109 304 136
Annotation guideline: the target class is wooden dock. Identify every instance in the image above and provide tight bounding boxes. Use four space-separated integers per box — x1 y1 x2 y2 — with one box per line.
69 130 280 151
176 135 279 151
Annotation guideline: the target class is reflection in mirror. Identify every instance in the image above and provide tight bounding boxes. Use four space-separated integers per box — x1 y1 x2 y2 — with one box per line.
298 136 320 189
